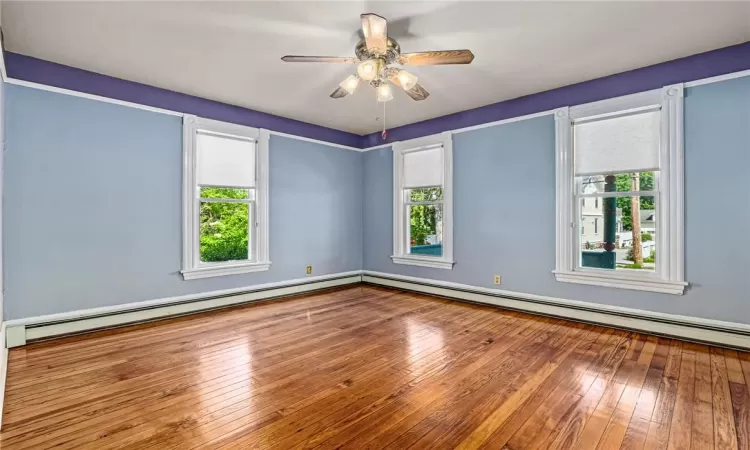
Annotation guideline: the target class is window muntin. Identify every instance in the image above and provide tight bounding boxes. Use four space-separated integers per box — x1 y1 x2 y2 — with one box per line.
182 116 270 280
194 131 257 267
572 109 661 276
400 147 444 259
392 132 453 269
554 86 686 294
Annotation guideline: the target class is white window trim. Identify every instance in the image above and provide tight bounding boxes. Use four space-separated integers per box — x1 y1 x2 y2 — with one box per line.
181 115 271 280
391 132 454 270
553 85 687 295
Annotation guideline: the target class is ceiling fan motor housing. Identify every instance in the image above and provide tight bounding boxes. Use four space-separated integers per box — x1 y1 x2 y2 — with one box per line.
355 37 401 64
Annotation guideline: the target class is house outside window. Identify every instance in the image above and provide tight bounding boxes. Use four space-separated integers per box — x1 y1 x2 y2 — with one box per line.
554 85 687 294
181 116 270 280
392 132 454 270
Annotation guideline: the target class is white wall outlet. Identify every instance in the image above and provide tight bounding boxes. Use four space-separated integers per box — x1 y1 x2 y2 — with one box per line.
306 265 313 275
493 275 502 285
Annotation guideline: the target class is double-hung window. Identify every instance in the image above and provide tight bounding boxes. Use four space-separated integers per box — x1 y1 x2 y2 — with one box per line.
181 116 270 280
392 132 454 270
554 85 687 294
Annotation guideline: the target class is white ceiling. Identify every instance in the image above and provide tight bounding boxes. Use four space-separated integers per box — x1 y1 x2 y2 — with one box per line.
3 2 749 135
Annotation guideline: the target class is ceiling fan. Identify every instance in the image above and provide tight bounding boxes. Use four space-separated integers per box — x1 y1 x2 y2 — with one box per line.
281 13 474 102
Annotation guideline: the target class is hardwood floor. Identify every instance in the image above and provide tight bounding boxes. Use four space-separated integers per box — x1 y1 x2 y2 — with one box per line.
1 285 748 449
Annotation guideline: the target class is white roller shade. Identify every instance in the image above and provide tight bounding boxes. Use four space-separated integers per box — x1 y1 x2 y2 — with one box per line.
197 132 256 188
574 110 660 176
403 146 443 188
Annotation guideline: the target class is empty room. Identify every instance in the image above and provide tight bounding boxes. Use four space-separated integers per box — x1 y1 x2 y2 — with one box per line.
0 1 749 448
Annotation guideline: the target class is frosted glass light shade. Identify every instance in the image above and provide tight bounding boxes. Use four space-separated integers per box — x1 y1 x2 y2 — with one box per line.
397 70 418 90
574 110 660 176
339 75 360 95
377 84 393 102
197 132 256 188
357 59 382 81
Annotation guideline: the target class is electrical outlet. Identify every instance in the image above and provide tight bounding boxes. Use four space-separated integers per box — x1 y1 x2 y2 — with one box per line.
493 275 502 285
306 265 313 275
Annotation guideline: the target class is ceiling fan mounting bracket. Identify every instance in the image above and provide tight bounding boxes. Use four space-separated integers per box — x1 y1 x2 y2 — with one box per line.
355 37 401 64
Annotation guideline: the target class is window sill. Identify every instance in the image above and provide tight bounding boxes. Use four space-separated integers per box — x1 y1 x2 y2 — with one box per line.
182 262 271 280
391 255 454 270
553 270 687 295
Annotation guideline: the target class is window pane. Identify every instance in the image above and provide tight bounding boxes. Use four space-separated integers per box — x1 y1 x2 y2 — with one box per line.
200 201 250 262
577 172 657 195
409 187 443 202
579 195 655 272
199 187 252 200
408 203 443 257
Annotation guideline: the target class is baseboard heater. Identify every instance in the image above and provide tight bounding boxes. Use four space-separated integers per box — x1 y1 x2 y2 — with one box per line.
362 272 750 351
6 271 750 351
5 273 363 347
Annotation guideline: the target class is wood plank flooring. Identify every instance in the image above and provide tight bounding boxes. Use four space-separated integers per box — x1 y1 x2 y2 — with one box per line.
1 285 748 449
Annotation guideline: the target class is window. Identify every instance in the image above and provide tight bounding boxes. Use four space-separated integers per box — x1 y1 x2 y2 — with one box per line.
392 132 454 269
181 116 270 280
554 85 686 294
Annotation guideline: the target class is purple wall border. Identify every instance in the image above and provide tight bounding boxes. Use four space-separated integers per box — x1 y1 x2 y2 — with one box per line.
5 42 750 149
361 41 750 147
4 52 362 149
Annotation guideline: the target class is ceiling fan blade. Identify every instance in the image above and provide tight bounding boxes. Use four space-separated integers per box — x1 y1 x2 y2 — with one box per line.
390 74 430 101
361 13 388 53
398 50 474 65
281 56 357 63
330 86 349 99
404 83 430 101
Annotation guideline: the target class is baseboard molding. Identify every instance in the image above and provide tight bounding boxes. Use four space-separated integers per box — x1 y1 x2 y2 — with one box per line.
4 271 362 347
362 271 750 350
6 269 749 351
0 322 8 430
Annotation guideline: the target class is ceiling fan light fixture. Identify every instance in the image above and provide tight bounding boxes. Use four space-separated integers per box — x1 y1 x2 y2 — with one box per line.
376 84 393 102
339 74 360 95
397 70 419 91
357 59 382 81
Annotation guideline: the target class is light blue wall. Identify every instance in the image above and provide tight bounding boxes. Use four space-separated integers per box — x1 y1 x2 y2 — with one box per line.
3 85 362 319
364 76 750 324
5 77 749 323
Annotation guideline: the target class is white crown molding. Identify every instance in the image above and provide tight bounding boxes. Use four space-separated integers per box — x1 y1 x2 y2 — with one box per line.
569 89 662 120
0 38 748 155
269 130 362 152
362 271 750 350
360 110 556 152
6 78 182 116
2 81 363 151
684 69 750 88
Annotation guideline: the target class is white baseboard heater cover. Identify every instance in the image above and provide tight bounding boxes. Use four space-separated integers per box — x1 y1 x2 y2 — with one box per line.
362 272 750 351
5 273 362 347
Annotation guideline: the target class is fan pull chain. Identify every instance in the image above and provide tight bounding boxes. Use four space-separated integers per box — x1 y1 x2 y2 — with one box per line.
381 100 387 140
